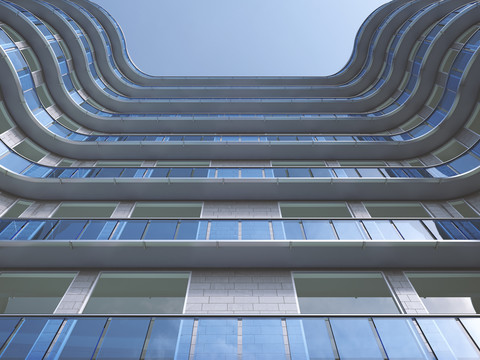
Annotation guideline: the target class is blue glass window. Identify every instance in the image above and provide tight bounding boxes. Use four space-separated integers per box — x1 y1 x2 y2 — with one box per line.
78 220 117 240
194 318 237 360
176 220 202 240
241 168 263 178
303 220 335 240
111 220 148 240
373 318 432 359
329 318 384 359
96 318 150 360
392 220 434 240
333 221 368 240
45 220 87 240
241 221 271 240
145 318 194 360
243 318 285 359
362 220 402 240
286 318 335 360
47 318 107 359
0 220 26 240
13 220 57 240
209 221 238 240
417 318 480 359
143 220 178 240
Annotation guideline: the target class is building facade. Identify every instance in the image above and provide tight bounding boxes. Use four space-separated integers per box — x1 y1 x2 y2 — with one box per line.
0 0 478 358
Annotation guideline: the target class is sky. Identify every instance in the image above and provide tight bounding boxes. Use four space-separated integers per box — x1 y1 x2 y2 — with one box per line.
93 0 390 76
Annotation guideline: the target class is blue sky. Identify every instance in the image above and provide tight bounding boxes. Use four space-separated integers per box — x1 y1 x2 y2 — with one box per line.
93 0 390 76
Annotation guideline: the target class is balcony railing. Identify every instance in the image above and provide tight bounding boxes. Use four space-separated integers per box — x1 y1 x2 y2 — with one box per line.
1 218 479 241
0 315 478 359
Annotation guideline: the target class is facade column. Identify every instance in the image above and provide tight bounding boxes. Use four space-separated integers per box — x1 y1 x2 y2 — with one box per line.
384 271 428 314
54 271 99 314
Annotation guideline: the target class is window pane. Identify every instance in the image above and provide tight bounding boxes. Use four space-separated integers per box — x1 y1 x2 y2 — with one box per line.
194 318 237 359
96 318 150 360
209 221 238 240
145 318 194 360
0 273 75 314
330 318 384 359
111 220 148 240
50 318 107 359
302 220 335 240
362 220 402 240
78 220 117 240
176 220 201 240
143 220 178 240
407 273 480 313
241 221 270 240
286 318 336 360
243 318 285 359
333 220 368 240
373 318 432 359
392 220 434 240
46 220 87 240
83 273 189 314
294 272 399 314
417 318 480 359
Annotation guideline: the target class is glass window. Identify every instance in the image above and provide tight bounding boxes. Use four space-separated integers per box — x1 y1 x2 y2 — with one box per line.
417 318 480 359
286 318 336 359
209 221 238 240
52 202 117 218
111 220 148 240
294 272 399 314
144 318 194 360
241 221 271 240
194 319 237 359
362 220 402 240
176 220 203 240
78 220 117 240
243 318 285 358
407 273 480 314
131 202 202 218
329 318 384 359
0 272 75 313
143 220 178 240
373 318 432 359
45 220 87 240
364 202 431 218
96 318 150 360
280 202 351 218
392 220 434 240
83 272 189 314
302 220 335 240
332 220 368 240
49 318 107 359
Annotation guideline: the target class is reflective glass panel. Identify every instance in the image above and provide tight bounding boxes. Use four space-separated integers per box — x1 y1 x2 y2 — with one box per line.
0 273 74 314
241 221 271 240
286 318 335 360
194 318 237 360
330 318 383 359
96 318 150 360
294 272 399 314
373 318 433 359
243 318 285 359
302 220 335 240
417 318 480 359
332 220 368 240
407 273 480 313
145 318 194 360
83 273 189 314
362 220 402 240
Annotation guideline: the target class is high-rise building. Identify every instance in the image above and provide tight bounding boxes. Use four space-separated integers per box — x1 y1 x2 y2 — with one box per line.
0 0 478 358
